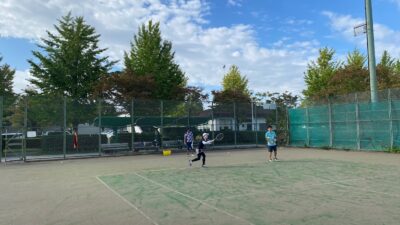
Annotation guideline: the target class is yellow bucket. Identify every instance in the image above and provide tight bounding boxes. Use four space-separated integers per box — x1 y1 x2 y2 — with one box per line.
163 149 171 156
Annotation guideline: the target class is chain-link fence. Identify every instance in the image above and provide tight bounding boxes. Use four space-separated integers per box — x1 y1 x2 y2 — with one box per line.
289 89 400 151
1 96 288 162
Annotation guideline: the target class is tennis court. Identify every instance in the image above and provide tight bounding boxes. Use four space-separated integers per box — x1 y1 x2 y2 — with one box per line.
1 148 399 225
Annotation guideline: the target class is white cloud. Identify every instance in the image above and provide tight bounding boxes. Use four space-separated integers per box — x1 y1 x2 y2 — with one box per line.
13 70 32 93
323 11 400 58
285 19 313 26
227 0 243 7
390 0 400 8
0 0 318 95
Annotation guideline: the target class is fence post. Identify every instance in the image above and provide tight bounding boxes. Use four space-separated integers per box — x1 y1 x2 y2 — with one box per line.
305 107 310 147
23 97 27 161
388 89 393 149
355 94 361 150
160 100 163 150
98 99 102 156
131 99 135 152
286 106 290 146
211 101 215 140
275 104 278 129
275 105 279 146
187 100 191 128
254 101 258 147
328 98 333 148
0 96 2 163
63 96 66 159
233 102 237 148
251 100 254 131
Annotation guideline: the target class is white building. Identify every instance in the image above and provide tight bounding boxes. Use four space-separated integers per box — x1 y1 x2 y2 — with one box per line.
197 118 266 131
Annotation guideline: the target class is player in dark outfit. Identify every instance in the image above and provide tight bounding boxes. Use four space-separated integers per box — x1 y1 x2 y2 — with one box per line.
189 133 214 167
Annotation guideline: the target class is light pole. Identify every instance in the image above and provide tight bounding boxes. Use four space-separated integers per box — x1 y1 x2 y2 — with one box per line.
365 0 378 103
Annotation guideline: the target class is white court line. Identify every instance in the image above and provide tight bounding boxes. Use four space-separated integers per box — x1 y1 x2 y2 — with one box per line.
95 176 159 225
205 176 369 201
97 160 266 178
205 173 400 201
133 172 255 225
98 167 187 177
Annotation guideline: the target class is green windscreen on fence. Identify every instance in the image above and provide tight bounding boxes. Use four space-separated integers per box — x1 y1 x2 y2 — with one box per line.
288 108 307 147
289 99 396 151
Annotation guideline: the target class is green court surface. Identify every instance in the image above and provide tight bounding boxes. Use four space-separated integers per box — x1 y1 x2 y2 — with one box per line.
1 148 400 225
99 158 400 225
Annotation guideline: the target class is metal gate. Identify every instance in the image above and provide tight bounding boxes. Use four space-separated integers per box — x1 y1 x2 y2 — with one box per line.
2 130 24 163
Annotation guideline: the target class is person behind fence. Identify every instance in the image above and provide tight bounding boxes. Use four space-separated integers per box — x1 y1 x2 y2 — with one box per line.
189 133 214 167
265 125 278 162
184 128 194 156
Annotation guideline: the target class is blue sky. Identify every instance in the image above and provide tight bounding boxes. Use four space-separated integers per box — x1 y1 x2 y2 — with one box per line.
1 0 400 95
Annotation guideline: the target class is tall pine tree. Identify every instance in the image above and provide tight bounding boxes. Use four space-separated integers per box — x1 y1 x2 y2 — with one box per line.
124 20 186 100
0 56 15 97
0 56 17 126
28 13 115 100
377 50 398 89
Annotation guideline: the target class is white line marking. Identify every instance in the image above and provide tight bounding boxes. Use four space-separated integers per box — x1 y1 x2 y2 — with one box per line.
133 172 255 225
206 191 267 201
98 167 187 177
206 174 400 201
96 160 266 178
95 176 159 225
205 177 366 201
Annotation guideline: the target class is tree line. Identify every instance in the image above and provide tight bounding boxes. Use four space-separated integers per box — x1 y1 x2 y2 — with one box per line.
303 47 400 104
0 13 298 129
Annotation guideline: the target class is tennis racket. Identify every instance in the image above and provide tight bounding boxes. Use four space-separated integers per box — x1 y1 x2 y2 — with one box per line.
214 133 224 141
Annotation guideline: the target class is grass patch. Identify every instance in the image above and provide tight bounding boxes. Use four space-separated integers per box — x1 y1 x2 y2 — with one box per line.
386 146 400 153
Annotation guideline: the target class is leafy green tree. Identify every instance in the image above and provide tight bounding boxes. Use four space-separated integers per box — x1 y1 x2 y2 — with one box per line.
185 86 208 114
395 60 400 75
9 90 97 130
255 91 299 109
222 65 250 96
167 87 208 117
327 49 400 96
28 12 115 100
26 13 116 128
302 47 400 104
213 65 251 103
95 70 157 104
124 20 186 100
303 48 340 101
0 56 17 126
377 50 398 89
346 49 366 68
327 49 369 96
212 65 251 131
0 56 15 97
